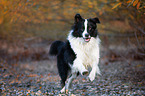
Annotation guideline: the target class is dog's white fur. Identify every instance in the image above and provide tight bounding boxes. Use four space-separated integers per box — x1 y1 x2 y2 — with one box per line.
82 19 89 38
60 19 101 93
68 30 101 78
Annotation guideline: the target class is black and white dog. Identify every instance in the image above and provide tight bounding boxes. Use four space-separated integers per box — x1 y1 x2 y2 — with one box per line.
49 14 101 93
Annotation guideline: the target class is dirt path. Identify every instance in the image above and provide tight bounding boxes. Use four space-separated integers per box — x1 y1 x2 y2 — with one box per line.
0 58 145 95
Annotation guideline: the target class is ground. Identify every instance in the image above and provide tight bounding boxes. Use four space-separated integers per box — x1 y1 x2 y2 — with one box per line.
0 56 145 95
0 40 145 95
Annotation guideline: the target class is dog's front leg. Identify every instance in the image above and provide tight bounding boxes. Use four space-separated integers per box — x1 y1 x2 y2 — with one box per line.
88 59 100 81
72 59 88 75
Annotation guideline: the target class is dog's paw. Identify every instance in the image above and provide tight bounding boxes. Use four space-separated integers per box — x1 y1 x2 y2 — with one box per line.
82 70 89 76
60 87 70 94
60 86 65 93
80 69 88 76
88 73 95 81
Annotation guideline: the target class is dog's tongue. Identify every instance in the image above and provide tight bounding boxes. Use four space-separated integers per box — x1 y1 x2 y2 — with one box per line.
85 38 90 42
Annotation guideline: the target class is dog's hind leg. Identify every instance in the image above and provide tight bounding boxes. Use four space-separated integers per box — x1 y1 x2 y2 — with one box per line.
66 72 78 89
58 66 68 88
59 69 69 93
60 72 78 93
57 56 70 88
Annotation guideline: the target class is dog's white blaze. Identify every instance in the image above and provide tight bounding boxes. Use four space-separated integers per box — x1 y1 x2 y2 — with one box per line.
68 31 101 80
82 19 88 38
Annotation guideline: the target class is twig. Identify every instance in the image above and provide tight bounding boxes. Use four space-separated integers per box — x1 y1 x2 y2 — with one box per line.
136 27 145 34
134 31 144 50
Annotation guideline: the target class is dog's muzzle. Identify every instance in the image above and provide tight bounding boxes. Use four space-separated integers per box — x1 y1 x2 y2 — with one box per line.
83 33 91 42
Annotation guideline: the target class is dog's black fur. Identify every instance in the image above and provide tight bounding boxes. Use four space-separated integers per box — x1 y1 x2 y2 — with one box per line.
49 40 76 87
49 14 100 92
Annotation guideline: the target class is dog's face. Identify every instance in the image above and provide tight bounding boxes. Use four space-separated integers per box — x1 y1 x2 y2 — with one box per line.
72 14 100 42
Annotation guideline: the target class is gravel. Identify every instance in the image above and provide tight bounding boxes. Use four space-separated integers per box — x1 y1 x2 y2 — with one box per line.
0 59 145 96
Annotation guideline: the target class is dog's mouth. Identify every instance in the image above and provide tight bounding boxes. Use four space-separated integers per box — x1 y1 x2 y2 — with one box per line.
84 37 91 42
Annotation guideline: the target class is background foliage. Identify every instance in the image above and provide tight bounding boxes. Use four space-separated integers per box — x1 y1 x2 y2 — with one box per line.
0 0 144 39
0 0 144 59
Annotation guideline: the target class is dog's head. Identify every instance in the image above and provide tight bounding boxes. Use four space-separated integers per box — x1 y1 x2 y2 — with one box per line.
72 14 100 42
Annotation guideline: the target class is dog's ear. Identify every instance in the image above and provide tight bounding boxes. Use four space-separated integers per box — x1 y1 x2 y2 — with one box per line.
75 14 82 23
91 17 100 24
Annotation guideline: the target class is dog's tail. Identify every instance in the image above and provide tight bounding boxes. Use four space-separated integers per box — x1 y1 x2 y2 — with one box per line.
49 40 64 56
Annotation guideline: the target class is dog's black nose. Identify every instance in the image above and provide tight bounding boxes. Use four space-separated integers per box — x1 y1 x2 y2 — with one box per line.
85 33 89 37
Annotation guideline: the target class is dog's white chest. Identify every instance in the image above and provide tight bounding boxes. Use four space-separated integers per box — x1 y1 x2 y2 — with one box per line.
68 35 100 68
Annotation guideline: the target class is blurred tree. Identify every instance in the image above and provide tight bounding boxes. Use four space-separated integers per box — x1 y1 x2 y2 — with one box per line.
0 0 144 41
112 0 144 34
111 0 145 55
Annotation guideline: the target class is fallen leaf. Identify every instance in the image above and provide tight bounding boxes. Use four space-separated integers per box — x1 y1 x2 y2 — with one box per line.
27 74 38 77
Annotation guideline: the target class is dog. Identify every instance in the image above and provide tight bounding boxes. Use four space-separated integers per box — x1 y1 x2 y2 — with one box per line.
49 14 101 93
